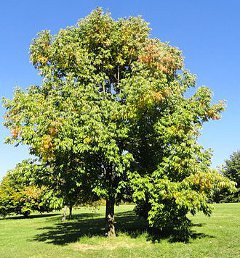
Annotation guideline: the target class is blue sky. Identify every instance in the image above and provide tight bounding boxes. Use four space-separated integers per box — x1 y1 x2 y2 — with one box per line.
0 0 240 179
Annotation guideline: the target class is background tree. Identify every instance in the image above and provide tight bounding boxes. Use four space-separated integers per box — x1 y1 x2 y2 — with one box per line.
0 160 58 217
212 151 240 203
3 8 234 237
35 161 99 220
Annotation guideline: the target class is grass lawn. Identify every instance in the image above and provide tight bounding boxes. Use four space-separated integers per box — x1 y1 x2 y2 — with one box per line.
0 203 239 258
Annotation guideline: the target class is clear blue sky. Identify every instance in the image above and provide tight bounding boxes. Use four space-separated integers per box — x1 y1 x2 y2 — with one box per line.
1 0 240 179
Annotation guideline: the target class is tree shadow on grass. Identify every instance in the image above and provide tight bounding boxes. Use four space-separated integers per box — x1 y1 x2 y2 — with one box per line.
32 210 214 245
3 213 60 220
33 217 106 245
147 224 214 243
32 210 141 245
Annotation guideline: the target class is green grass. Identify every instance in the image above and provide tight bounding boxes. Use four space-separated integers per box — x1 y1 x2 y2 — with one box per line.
0 203 239 258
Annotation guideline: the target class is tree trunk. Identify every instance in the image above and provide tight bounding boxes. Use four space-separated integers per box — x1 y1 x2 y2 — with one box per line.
69 205 73 220
62 205 67 222
23 210 30 218
105 196 116 237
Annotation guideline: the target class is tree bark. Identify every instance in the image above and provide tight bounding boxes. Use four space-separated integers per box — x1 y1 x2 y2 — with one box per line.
105 196 116 237
69 205 73 220
104 163 116 237
62 205 67 222
23 210 30 218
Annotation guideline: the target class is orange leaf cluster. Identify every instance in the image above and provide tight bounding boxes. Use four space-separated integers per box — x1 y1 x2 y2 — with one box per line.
138 42 182 75
11 127 21 139
206 109 221 120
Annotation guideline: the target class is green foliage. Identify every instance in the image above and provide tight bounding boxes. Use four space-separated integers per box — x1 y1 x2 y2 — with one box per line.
213 151 240 203
0 160 60 217
224 151 240 190
132 169 235 236
2 8 233 233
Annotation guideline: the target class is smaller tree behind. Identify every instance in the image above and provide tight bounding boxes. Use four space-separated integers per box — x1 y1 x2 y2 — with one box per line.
219 151 240 202
0 160 60 217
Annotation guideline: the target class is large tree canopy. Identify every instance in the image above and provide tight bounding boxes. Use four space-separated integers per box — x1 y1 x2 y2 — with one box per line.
3 8 234 237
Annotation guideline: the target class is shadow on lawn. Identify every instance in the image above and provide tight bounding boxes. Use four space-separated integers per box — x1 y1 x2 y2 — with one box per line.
33 211 144 245
32 209 214 245
4 213 60 220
